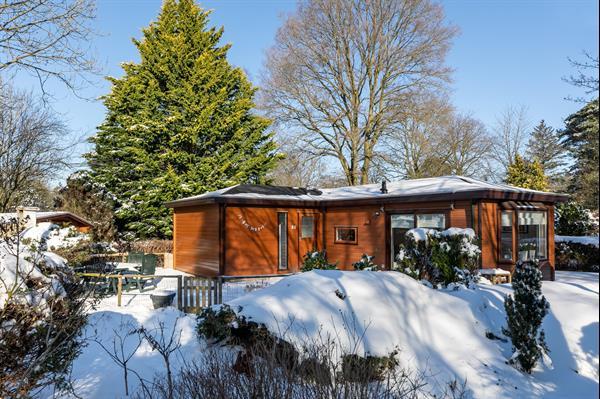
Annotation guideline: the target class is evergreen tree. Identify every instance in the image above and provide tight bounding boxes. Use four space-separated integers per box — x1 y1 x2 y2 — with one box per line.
505 154 549 191
503 260 549 374
86 0 279 238
560 99 599 211
526 120 566 178
54 172 117 241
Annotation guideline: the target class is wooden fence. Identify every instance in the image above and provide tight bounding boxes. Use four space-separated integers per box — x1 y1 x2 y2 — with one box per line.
181 276 223 313
77 273 224 313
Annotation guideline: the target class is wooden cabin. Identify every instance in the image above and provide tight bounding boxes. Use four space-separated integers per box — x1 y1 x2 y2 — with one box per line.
166 176 568 280
1 208 93 233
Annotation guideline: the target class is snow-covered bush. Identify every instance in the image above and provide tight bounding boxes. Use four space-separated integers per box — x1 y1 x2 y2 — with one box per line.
503 260 549 374
394 228 480 287
555 200 598 236
301 250 337 272
555 240 599 272
352 253 378 271
0 217 92 397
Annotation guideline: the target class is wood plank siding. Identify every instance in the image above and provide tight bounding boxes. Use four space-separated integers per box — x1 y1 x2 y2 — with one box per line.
224 206 322 276
171 197 557 280
173 204 220 276
324 201 472 270
325 206 385 270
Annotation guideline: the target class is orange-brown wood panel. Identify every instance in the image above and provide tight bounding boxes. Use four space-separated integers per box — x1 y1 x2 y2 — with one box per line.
224 207 319 276
479 201 499 270
544 204 556 280
173 204 220 276
449 201 472 228
325 206 385 270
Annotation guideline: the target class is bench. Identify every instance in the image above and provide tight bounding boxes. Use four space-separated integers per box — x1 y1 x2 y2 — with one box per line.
479 268 512 284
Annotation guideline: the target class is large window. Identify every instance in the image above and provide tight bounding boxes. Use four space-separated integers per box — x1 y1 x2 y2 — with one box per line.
277 212 288 270
518 211 547 261
499 211 514 262
390 213 446 266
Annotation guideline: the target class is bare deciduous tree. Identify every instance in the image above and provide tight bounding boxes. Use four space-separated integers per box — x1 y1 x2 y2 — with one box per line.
269 138 326 188
0 0 97 95
261 0 457 185
375 95 452 179
491 105 530 176
0 84 69 212
437 113 493 177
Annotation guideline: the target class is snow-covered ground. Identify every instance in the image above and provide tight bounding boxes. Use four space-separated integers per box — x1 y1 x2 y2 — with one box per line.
555 235 599 247
45 270 598 398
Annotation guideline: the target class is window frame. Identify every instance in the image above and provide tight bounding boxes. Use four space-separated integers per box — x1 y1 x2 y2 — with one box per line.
277 212 288 270
300 215 315 239
388 210 449 231
497 210 515 264
334 226 358 245
517 210 549 261
415 212 447 230
496 208 549 264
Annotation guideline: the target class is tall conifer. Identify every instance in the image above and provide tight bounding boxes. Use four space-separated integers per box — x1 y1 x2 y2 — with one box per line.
86 0 278 238
560 99 599 210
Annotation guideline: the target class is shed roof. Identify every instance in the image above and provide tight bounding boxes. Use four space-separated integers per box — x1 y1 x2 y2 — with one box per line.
165 175 569 208
0 211 93 227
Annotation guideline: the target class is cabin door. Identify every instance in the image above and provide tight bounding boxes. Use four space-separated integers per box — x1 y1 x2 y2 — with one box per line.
298 212 319 261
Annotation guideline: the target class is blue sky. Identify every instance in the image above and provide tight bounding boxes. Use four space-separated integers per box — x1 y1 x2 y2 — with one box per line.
11 0 600 176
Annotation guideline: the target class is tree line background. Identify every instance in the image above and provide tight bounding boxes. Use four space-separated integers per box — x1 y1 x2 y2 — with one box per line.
1 0 598 240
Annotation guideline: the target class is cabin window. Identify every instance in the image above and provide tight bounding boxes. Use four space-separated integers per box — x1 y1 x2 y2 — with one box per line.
278 212 288 270
518 211 547 261
416 213 446 229
391 214 414 265
335 227 357 244
301 216 315 239
500 211 514 262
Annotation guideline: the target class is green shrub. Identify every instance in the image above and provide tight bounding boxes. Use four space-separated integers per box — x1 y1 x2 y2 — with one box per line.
555 201 598 236
301 251 337 272
395 228 480 287
352 254 378 271
197 305 300 374
555 241 599 272
196 305 238 343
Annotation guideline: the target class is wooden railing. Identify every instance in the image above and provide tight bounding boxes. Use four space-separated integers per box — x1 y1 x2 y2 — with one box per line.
77 273 223 313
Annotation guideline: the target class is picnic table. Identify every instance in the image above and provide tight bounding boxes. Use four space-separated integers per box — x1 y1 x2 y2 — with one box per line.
109 262 142 272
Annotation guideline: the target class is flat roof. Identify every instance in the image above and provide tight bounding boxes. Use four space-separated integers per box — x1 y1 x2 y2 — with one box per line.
165 175 569 208
1 211 93 227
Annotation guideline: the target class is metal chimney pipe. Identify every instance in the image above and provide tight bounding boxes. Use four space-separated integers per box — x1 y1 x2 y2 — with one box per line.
380 180 388 194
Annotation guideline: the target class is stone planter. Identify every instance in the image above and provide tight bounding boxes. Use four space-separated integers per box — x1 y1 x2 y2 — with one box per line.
150 290 176 309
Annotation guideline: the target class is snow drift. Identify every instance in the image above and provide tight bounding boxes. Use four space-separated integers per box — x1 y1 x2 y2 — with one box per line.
229 270 599 398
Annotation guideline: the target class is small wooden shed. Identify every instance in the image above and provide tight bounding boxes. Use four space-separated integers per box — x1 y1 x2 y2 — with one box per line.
165 176 567 280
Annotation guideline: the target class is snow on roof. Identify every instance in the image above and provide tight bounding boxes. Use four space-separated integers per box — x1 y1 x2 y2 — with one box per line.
0 210 92 226
167 175 566 206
